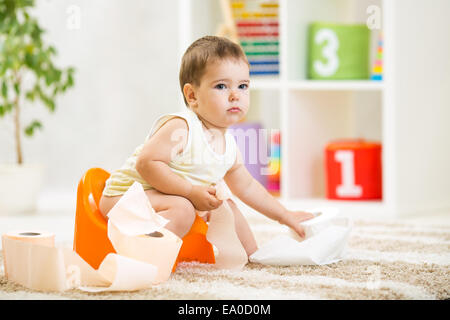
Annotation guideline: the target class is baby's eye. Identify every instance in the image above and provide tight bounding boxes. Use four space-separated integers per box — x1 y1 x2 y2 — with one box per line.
239 83 249 90
215 83 226 89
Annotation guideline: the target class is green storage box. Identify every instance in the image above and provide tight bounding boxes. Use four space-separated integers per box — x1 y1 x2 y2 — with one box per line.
307 22 370 80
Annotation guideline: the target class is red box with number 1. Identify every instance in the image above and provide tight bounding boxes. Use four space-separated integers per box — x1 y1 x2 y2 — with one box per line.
325 139 382 200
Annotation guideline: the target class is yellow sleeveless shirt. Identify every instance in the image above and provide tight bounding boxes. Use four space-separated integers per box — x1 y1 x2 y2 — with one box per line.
102 108 237 197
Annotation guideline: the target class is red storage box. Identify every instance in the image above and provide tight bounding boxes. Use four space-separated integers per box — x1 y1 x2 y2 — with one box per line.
325 139 382 200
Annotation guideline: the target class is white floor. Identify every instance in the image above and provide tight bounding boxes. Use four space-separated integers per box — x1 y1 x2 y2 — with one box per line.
1 191 449 250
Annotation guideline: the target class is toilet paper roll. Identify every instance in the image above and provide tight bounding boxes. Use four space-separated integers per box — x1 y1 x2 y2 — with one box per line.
2 232 67 291
108 222 182 284
2 230 57 289
3 230 55 246
105 181 183 283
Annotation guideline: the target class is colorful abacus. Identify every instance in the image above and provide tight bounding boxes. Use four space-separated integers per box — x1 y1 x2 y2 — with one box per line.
230 0 280 76
370 33 383 81
267 130 281 196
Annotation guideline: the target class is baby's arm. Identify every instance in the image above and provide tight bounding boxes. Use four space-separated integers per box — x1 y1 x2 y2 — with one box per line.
224 148 313 238
136 118 222 211
136 118 190 196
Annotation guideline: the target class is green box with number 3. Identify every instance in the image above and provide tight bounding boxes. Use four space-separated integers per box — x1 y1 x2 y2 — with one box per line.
307 22 371 80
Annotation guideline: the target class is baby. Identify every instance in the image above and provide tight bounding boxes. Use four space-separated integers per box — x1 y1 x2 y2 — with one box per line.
99 35 314 257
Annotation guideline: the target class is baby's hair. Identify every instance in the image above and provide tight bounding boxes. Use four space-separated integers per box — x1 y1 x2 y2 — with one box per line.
179 35 249 106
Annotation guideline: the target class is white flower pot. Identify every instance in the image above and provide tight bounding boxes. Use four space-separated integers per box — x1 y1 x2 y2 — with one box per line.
0 164 45 215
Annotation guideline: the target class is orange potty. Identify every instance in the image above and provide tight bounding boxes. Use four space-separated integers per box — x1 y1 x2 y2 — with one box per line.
176 214 215 265
73 168 115 269
73 168 215 271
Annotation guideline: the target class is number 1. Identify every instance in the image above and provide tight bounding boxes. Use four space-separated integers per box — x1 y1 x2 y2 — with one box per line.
335 150 362 197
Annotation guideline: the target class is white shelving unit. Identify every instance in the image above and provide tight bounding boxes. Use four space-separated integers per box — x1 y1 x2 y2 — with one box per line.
178 0 450 219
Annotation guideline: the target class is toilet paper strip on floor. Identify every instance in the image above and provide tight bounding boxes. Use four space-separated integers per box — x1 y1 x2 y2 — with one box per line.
249 207 353 266
213 181 353 266
205 180 248 270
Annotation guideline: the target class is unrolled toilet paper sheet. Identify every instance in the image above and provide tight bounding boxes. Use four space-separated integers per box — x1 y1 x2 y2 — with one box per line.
249 207 353 266
206 182 353 268
206 180 248 270
107 182 170 236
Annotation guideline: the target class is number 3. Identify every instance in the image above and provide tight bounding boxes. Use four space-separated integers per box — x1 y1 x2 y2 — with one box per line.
313 28 339 77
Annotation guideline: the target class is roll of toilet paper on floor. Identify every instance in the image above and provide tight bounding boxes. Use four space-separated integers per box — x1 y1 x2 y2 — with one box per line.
108 222 182 284
2 231 66 291
2 230 55 246
106 181 182 283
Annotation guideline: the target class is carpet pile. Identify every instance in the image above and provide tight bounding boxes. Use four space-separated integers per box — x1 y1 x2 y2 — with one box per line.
1 214 449 300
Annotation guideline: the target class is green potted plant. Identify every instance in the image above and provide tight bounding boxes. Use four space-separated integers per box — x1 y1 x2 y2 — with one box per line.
0 0 75 214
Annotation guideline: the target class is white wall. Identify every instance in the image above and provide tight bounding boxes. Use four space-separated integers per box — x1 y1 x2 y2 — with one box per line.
0 0 182 194
391 0 450 215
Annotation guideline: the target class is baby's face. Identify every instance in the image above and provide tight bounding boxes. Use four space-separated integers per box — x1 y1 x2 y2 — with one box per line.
191 58 250 129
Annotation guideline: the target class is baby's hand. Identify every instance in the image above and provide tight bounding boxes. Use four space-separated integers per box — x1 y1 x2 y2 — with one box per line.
187 185 223 211
278 210 315 239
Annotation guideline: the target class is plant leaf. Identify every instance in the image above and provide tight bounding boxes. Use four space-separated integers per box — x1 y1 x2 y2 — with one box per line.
24 119 42 137
4 102 13 112
1 81 7 98
25 89 35 101
1 0 76 146
13 82 19 94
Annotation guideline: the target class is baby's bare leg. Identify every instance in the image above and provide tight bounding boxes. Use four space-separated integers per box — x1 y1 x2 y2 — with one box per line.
99 189 196 238
227 199 258 257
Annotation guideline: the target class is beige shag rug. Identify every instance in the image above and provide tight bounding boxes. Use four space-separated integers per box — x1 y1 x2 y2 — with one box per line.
1 213 449 300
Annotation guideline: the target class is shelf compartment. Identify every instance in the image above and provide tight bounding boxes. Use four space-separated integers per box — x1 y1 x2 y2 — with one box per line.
283 90 382 200
246 89 281 130
285 0 383 82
